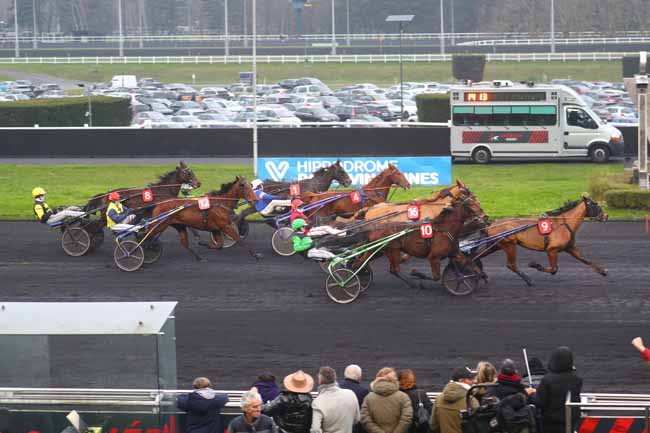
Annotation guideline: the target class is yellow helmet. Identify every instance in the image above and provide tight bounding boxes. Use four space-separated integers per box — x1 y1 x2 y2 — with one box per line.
32 187 46 198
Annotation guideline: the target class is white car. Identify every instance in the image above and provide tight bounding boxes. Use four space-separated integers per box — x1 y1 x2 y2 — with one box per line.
249 105 302 126
133 111 168 125
196 113 237 128
169 115 201 128
202 98 243 114
175 109 207 117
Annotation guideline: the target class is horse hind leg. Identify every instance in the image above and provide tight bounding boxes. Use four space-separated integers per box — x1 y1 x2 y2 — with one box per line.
529 248 559 275
566 246 608 276
386 250 418 289
501 241 534 287
178 226 206 262
223 221 262 260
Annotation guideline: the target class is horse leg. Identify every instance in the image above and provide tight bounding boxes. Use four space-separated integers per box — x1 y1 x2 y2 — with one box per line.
501 241 534 286
178 226 207 262
529 248 560 275
198 231 224 249
386 249 418 289
565 246 608 276
224 221 262 260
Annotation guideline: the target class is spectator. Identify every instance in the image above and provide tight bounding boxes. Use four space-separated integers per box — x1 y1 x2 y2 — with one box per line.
430 367 478 433
488 360 536 433
522 358 547 388
474 361 497 403
632 337 650 362
398 369 432 433
488 359 533 400
340 365 369 407
311 366 360 433
177 377 229 433
263 370 314 433
361 367 413 433
254 373 281 404
228 388 278 433
535 347 583 433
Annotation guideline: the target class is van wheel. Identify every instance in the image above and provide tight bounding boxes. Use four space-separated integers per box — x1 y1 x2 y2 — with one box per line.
589 145 610 163
471 147 492 164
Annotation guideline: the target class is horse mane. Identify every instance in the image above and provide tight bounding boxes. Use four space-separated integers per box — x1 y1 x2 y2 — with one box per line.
209 178 238 196
546 199 581 216
155 167 181 185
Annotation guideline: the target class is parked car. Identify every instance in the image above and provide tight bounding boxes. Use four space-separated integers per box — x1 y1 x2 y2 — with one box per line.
133 111 168 125
202 98 243 114
149 102 173 115
294 106 340 122
329 104 369 121
170 100 201 112
200 87 234 100
196 113 237 128
364 103 398 121
169 115 201 128
175 109 207 117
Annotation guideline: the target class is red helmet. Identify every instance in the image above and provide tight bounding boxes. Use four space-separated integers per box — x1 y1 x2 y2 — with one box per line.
108 191 121 201
291 199 304 209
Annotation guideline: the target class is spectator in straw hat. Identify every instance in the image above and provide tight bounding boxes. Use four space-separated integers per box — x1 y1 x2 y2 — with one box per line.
263 370 315 433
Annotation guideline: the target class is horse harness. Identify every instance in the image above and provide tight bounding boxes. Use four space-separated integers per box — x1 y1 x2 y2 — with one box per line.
542 219 576 251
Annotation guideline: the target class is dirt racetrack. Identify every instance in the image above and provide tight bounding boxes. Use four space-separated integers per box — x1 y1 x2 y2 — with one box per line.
1 221 649 393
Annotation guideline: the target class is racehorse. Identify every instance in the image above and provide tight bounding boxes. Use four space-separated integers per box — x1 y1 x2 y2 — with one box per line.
300 164 411 219
262 160 353 196
481 196 608 286
149 177 258 261
84 161 201 227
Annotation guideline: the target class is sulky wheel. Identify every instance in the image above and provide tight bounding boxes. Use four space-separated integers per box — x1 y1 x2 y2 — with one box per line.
221 223 239 248
89 228 105 251
271 227 296 256
441 261 480 296
356 265 373 293
114 240 145 272
143 239 163 265
325 268 361 304
61 227 92 257
237 219 250 240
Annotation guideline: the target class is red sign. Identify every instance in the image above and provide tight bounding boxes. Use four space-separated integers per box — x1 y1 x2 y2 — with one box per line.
538 218 552 235
198 196 211 210
142 189 154 202
290 183 301 196
420 223 433 239
350 191 362 204
407 203 420 220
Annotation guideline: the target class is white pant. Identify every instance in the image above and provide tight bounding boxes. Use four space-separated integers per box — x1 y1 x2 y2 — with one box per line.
308 226 346 237
110 215 136 232
308 248 336 260
260 200 292 216
46 208 85 224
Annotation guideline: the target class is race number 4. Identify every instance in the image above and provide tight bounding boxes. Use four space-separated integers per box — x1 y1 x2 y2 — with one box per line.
538 219 552 235
142 188 154 202
407 203 420 220
350 191 362 204
420 223 433 239
289 183 301 196
198 196 211 210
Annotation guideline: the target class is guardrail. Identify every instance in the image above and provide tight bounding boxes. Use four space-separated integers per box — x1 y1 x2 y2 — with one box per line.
0 122 449 130
460 36 650 47
566 393 650 433
0 52 636 65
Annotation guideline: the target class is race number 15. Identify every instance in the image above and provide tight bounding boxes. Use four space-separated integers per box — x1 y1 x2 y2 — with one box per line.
420 223 433 239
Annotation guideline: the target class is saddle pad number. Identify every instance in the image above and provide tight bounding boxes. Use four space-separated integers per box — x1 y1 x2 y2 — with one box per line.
142 189 154 202
290 184 301 196
350 191 362 204
420 223 433 239
407 204 420 220
198 196 211 210
538 219 552 235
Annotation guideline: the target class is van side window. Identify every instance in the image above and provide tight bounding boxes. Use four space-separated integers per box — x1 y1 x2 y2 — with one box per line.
566 107 598 129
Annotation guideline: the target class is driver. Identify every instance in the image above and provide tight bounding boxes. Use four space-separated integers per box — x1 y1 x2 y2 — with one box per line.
290 198 346 237
106 191 137 232
32 187 85 225
251 179 292 216
291 218 336 260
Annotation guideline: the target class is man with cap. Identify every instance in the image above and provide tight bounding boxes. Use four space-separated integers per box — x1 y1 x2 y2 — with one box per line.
263 370 314 433
106 191 137 232
32 187 85 225
430 367 478 433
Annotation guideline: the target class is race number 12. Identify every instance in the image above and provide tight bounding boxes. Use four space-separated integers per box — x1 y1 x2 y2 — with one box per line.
198 196 211 210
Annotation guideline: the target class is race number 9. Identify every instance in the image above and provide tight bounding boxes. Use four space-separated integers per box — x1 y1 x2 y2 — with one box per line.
290 183 301 196
407 204 420 220
420 223 433 239
198 196 211 210
142 188 154 202
350 191 362 204
538 219 552 235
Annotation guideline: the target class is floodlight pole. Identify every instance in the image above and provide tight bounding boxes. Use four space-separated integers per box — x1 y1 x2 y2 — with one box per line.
252 0 258 177
32 0 37 49
13 0 19 57
439 0 445 55
118 0 124 56
399 22 404 121
550 0 555 53
331 0 336 55
345 0 350 46
224 0 229 56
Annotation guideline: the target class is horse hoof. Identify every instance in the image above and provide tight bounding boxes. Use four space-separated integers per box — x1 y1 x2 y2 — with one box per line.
600 269 608 276
254 253 263 261
527 261 540 270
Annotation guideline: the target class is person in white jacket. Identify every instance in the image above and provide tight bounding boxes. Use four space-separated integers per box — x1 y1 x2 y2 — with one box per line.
311 366 360 433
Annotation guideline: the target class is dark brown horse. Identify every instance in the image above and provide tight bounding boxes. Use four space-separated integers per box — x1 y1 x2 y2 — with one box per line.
84 161 201 228
149 177 258 261
481 196 608 286
262 159 353 196
300 164 411 219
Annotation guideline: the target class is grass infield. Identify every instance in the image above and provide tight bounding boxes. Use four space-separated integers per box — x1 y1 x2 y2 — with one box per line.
1 162 645 220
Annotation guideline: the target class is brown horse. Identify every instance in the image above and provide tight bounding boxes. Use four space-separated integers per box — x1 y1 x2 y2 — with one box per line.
481 196 608 286
84 161 201 228
300 164 411 219
354 196 487 289
149 177 258 261
262 160 353 195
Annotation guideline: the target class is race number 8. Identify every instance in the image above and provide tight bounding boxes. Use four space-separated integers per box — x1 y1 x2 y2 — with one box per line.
142 189 154 202
420 223 433 239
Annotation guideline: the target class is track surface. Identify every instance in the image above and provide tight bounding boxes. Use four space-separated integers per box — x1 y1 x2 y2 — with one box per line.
2 221 649 393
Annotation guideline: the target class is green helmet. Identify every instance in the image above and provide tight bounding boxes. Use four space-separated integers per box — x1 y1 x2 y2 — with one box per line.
291 218 307 231
180 183 193 196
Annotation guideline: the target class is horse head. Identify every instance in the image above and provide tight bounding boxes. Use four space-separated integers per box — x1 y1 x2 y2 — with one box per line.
387 164 411 190
177 161 201 188
583 195 607 221
238 176 259 204
331 160 352 187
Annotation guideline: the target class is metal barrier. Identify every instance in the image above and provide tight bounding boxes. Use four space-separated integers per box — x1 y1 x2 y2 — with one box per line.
459 36 650 47
566 393 650 433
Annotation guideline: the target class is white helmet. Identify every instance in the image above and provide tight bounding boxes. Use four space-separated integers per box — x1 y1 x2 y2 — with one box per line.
251 179 264 190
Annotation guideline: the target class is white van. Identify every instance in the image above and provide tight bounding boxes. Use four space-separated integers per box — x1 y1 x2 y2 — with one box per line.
111 75 138 89
450 81 624 163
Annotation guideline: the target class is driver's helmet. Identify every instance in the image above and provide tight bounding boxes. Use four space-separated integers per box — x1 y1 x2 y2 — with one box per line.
251 179 264 190
291 199 304 209
32 187 46 199
291 218 307 231
180 183 194 196
108 191 121 202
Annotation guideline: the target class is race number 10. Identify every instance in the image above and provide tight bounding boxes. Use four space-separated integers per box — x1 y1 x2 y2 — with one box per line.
290 184 301 196
142 189 154 202
538 219 552 235
420 223 433 239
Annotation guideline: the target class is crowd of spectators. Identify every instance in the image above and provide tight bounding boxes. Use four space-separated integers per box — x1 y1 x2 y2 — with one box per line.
176 346 584 433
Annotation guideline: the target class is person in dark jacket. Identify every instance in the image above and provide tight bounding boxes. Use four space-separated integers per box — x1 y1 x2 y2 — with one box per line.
254 373 282 404
522 358 547 388
490 359 530 400
340 365 370 407
177 377 229 433
228 388 279 433
263 370 314 433
398 369 432 433
534 347 583 433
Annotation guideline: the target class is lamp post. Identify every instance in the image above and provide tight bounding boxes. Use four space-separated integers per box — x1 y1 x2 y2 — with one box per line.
386 15 414 122
252 0 258 176
550 0 555 53
117 0 124 56
77 83 93 127
224 0 229 56
32 0 37 49
330 0 336 55
439 0 444 55
345 0 350 46
13 0 19 57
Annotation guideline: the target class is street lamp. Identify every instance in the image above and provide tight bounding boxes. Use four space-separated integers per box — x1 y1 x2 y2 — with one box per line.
550 0 555 53
32 0 37 49
224 0 229 56
386 14 414 122
330 0 336 55
252 0 258 176
13 0 19 57
117 0 124 56
439 0 444 55
77 83 93 127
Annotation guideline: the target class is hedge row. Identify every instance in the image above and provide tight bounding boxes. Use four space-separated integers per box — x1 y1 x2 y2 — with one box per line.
604 189 650 209
0 96 132 127
415 93 449 123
